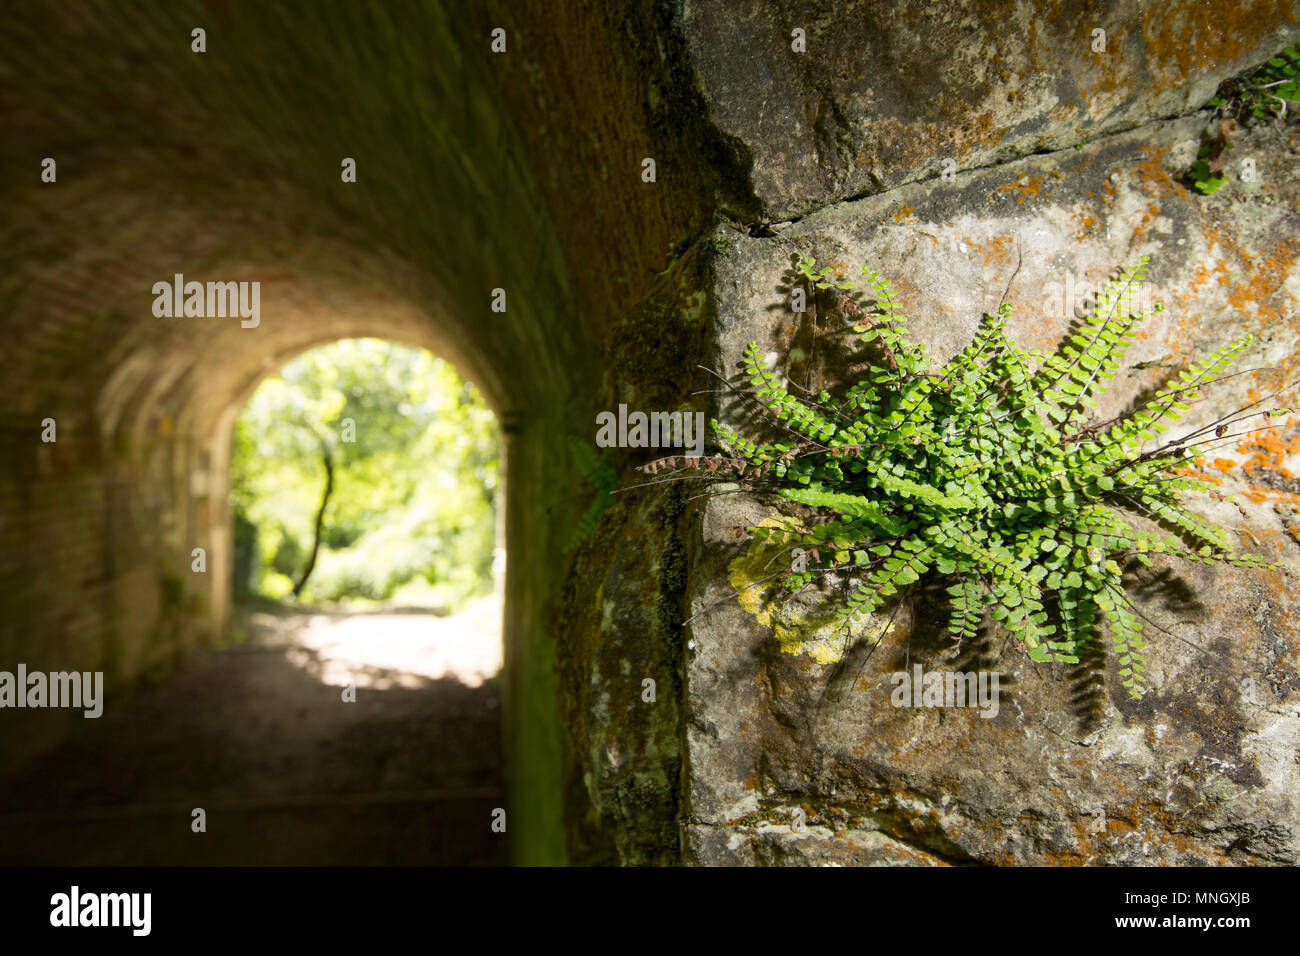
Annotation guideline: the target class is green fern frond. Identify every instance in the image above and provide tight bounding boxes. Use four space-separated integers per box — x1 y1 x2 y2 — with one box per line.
664 256 1287 700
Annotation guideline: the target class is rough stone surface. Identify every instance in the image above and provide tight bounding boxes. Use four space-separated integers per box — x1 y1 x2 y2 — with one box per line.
685 822 948 865
686 114 1300 865
682 0 1300 219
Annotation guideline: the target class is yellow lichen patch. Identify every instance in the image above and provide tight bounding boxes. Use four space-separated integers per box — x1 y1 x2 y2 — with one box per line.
727 515 894 665
892 204 916 222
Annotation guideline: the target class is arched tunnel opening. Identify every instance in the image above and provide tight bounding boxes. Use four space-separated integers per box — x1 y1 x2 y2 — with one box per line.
0 337 508 864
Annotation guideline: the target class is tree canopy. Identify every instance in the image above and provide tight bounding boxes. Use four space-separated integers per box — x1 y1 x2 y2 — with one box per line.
231 338 499 609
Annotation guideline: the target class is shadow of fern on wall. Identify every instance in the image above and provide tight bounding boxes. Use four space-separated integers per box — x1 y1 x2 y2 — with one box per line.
637 255 1291 708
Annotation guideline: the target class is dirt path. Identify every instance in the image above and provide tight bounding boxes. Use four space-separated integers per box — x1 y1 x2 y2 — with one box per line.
0 599 506 866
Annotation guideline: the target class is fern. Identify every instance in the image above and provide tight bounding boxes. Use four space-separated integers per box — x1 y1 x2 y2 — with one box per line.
567 438 618 552
653 256 1286 699
1207 42 1300 121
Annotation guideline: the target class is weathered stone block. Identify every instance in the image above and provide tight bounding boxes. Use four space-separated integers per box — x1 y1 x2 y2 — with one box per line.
686 114 1300 865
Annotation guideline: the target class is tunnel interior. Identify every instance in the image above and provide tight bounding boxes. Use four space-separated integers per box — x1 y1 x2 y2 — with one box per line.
0 1 598 864
3 326 510 865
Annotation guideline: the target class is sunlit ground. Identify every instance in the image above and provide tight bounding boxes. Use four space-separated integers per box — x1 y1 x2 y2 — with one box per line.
249 592 504 690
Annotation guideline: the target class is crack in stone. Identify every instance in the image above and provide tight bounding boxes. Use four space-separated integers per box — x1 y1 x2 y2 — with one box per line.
750 107 1220 230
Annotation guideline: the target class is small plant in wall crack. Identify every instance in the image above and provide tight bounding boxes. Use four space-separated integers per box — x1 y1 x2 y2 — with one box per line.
1206 42 1300 123
638 255 1289 698
1188 42 1300 194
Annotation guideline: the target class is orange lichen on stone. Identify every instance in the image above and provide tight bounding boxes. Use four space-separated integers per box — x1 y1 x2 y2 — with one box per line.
1158 225 1299 411
1135 146 1174 184
992 172 1059 206
1073 207 1099 242
1212 457 1238 472
1188 258 1229 298
1129 200 1162 244
1224 235 1300 338
1193 228 1300 393
1238 424 1300 479
892 204 915 221
1173 465 1222 485
971 234 1015 270
1140 0 1300 88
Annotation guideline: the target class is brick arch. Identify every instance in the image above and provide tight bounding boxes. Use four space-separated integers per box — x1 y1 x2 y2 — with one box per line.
0 2 591 864
1 0 753 865
110 284 477 658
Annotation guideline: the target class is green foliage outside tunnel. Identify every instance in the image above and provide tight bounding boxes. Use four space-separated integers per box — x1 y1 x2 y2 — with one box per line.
231 338 499 610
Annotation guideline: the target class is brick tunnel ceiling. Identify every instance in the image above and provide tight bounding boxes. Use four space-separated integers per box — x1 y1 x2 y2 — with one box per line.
1 2 591 447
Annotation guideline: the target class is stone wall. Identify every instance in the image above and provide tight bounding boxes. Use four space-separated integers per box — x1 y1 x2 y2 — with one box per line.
666 1 1300 865
686 114 1300 864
